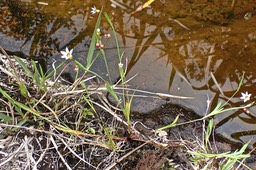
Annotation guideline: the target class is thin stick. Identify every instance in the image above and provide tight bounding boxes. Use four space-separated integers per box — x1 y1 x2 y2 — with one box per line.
54 129 97 169
210 72 224 96
33 136 50 170
231 0 237 13
50 135 72 170
0 46 21 83
37 99 60 122
105 142 147 170
24 135 36 169
0 99 15 124
52 85 193 99
0 139 25 167
91 99 128 127
171 18 190 30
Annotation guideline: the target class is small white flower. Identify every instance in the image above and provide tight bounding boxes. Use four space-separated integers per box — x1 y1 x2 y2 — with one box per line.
240 92 251 103
155 130 168 142
91 6 99 14
118 62 123 68
61 47 73 60
156 130 167 137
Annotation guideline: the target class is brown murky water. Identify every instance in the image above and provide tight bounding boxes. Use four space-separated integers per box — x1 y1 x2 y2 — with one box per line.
1 0 256 146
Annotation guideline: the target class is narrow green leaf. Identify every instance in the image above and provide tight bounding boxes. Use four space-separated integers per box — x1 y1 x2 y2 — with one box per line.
75 60 104 82
222 159 236 170
11 118 28 131
17 118 28 126
122 101 131 126
100 48 112 83
205 119 214 146
105 128 115 149
0 113 13 122
82 96 96 113
31 61 41 84
103 12 114 28
0 87 14 102
14 101 41 117
86 13 102 68
18 82 28 98
14 56 33 78
157 115 179 131
103 12 121 60
105 83 119 102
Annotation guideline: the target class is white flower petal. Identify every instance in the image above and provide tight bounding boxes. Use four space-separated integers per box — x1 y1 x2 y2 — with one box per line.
118 62 123 67
240 92 251 103
60 47 73 60
91 6 97 14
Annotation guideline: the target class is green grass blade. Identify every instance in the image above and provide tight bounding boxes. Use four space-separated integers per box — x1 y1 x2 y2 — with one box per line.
122 101 131 127
13 101 40 117
205 118 214 147
103 12 121 60
31 61 41 84
14 56 33 78
100 48 112 83
86 12 102 68
104 128 116 149
157 115 179 131
75 60 104 82
0 87 15 102
105 83 119 102
0 113 13 122
18 82 29 98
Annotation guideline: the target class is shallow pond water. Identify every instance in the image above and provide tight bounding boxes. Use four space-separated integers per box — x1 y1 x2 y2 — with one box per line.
1 0 256 146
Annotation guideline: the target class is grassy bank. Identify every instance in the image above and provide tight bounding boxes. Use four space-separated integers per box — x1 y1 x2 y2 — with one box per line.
0 6 254 170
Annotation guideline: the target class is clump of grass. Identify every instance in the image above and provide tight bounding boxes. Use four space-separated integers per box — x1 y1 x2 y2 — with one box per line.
0 8 150 169
187 118 251 170
153 72 254 169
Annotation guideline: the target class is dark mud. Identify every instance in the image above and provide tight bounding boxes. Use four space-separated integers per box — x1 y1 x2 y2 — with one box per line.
2 99 255 170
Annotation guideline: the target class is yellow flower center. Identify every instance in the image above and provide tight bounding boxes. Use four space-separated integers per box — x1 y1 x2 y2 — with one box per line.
67 53 73 60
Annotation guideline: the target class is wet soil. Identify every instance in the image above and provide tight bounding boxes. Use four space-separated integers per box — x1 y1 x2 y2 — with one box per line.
1 94 255 169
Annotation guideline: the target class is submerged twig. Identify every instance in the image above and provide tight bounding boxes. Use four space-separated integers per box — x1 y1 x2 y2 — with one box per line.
171 18 190 31
210 72 224 96
110 0 128 10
